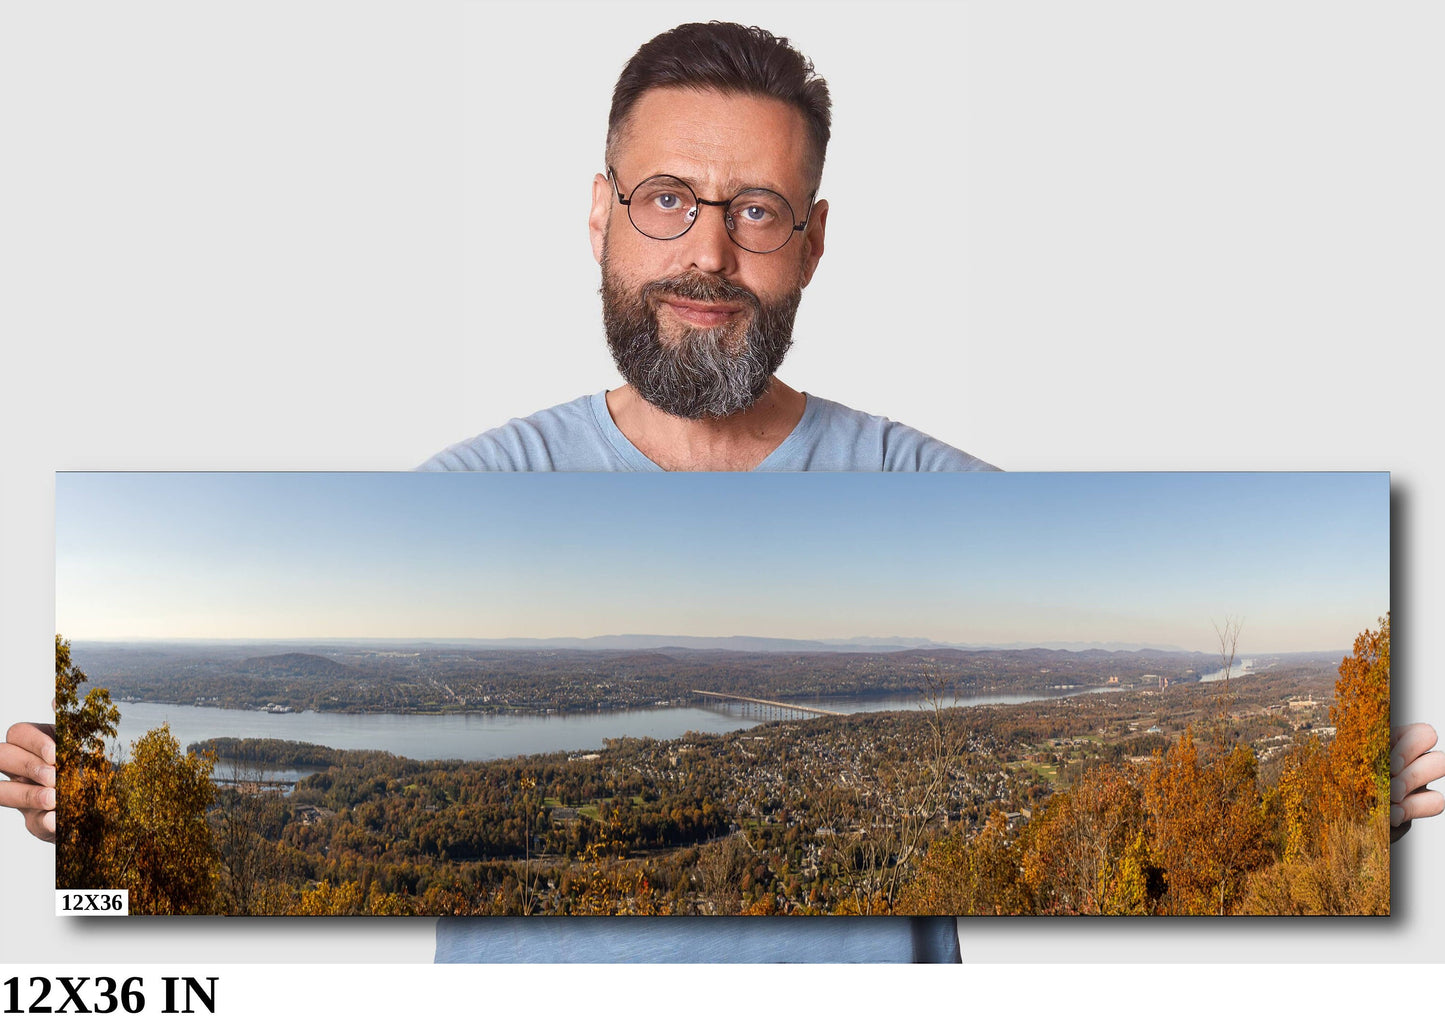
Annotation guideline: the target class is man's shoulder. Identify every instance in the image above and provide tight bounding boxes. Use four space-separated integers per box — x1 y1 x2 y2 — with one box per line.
766 394 998 472
420 390 997 473
418 393 637 472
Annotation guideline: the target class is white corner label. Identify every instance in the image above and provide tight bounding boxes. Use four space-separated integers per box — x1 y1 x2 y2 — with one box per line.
56 889 129 916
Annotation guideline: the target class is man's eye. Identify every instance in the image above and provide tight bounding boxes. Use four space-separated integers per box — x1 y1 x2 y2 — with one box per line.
654 193 682 210
731 201 779 225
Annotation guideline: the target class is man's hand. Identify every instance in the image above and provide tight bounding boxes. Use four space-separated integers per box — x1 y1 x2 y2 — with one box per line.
0 721 56 843
1391 723 1445 837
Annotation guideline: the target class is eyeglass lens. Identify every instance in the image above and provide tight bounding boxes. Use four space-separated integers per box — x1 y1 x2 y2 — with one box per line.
626 175 797 254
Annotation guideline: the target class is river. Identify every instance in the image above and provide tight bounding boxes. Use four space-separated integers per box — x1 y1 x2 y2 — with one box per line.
1198 658 1256 683
112 687 1115 768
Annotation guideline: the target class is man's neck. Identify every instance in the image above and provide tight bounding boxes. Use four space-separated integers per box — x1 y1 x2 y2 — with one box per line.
604 378 807 471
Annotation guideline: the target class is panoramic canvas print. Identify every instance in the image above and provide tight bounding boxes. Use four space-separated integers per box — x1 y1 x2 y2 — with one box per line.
54 472 1390 917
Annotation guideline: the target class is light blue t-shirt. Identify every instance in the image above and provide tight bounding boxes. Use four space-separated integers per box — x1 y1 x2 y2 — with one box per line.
420 391 996 472
425 391 994 962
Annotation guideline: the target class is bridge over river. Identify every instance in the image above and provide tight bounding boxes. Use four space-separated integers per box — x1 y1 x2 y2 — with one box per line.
691 690 843 721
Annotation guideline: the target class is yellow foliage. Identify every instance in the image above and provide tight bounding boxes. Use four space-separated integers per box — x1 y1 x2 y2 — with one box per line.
113 727 221 915
1237 811 1390 915
54 635 122 890
897 813 1029 916
296 879 364 915
1270 735 1328 864
741 893 783 916
832 892 892 915
562 840 670 915
1103 829 1153 916
1022 765 1149 915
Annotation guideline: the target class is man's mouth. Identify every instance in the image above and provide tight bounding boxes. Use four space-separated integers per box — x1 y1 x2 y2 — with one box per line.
655 296 744 328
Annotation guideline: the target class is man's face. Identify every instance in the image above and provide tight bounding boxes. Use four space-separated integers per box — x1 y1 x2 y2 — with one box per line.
589 87 829 419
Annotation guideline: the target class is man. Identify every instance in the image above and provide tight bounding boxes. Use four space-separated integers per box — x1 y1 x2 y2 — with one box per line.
421 22 992 476
5 21 1444 963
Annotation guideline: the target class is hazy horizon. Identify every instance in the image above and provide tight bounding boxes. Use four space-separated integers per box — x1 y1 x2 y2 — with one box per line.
61 633 1350 657
56 472 1389 653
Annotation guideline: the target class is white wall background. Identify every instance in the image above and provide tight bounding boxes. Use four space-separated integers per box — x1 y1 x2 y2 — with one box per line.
2 0 1440 977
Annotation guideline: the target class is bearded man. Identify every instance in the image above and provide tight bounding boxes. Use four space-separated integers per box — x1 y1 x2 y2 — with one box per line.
422 23 993 475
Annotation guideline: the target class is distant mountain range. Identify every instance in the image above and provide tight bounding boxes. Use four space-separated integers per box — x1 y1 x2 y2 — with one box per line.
380 634 1199 654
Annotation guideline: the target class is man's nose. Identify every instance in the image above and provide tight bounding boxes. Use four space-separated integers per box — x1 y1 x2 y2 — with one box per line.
675 202 737 276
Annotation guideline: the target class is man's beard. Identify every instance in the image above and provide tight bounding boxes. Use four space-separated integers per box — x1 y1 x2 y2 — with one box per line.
601 252 803 420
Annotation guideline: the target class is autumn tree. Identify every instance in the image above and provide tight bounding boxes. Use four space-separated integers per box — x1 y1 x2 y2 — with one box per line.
1020 763 1154 915
1243 616 1391 915
294 879 365 915
896 812 1030 915
1145 729 1268 915
1265 734 1329 864
54 634 122 889
1205 743 1271 913
559 839 667 916
54 636 221 913
695 834 750 914
1324 613 1391 820
212 762 287 914
110 727 221 915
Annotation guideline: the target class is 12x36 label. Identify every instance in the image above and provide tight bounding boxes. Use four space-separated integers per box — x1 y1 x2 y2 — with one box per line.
55 889 128 916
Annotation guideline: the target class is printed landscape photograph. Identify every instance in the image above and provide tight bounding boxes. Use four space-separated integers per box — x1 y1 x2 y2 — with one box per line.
54 471 1391 917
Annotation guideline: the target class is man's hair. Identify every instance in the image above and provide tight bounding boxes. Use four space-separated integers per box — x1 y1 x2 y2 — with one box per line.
606 22 832 185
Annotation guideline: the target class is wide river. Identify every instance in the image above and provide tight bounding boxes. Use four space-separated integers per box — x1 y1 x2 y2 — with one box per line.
1199 658 1256 683
113 687 1113 772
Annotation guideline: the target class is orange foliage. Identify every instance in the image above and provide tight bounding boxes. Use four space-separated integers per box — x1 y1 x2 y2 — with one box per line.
1021 764 1151 915
1324 614 1391 821
1245 615 1391 914
1145 730 1267 915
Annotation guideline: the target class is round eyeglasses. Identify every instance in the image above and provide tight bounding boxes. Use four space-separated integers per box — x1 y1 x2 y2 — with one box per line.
608 167 814 255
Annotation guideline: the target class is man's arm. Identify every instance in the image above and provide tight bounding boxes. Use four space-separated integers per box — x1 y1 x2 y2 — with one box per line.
0 721 56 843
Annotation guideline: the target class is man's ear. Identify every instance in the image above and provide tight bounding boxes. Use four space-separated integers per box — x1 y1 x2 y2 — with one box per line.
799 198 828 288
589 173 612 264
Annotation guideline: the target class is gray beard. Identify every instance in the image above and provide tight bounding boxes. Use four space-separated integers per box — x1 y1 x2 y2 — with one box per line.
601 257 802 420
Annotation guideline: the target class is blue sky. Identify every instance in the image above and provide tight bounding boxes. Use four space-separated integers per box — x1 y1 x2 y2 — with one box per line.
54 472 1389 652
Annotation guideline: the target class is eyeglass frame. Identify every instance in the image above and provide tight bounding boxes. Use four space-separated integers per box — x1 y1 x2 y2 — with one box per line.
606 166 817 255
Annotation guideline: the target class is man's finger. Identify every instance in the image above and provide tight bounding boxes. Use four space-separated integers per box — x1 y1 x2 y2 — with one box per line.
1390 750 1445 804
1394 789 1445 826
23 808 56 845
3 722 56 765
0 742 56 787
1389 723 1439 775
0 779 57 813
